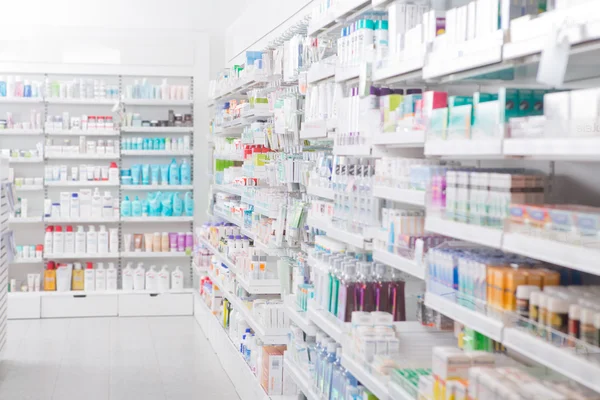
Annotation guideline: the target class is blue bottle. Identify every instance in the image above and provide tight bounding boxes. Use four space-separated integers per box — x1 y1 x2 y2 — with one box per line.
184 192 194 216
173 193 183 217
180 159 191 185
322 343 337 398
317 339 331 394
329 348 344 400
131 196 142 217
120 196 132 217
0 76 6 97
169 158 180 185
312 334 325 390
142 200 149 216
161 193 173 217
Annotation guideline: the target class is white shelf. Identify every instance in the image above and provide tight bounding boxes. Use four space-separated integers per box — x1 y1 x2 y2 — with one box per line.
9 216 42 224
333 144 373 156
0 129 43 135
284 295 317 336
300 119 336 139
373 250 424 280
503 327 600 394
214 153 244 161
306 185 334 201
372 53 425 84
8 157 43 163
199 237 237 272
425 217 503 249
121 150 193 156
45 180 119 187
371 131 425 147
15 185 44 192
372 186 426 207
121 216 193 222
237 275 281 295
503 137 600 160
0 97 43 104
307 299 349 344
307 60 336 84
9 288 193 297
284 356 319 400
10 258 43 264
121 252 191 258
306 215 371 249
46 129 120 136
121 126 193 133
44 216 119 223
389 383 416 400
424 139 504 158
45 98 117 105
308 0 371 36
424 292 503 342
213 184 244 196
45 153 119 160
214 209 244 227
44 253 119 260
122 99 193 106
342 355 389 400
122 184 193 191
503 232 600 276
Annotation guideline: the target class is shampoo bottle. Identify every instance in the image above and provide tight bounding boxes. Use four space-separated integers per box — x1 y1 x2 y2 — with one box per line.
95 262 106 291
53 226 64 255
64 225 75 253
122 262 134 291
98 225 109 253
171 266 184 290
84 262 95 291
102 192 113 217
43 262 57 291
109 228 119 253
173 193 183 217
133 263 145 290
121 195 132 217
131 196 142 217
44 226 54 254
184 192 194 216
87 225 98 253
91 188 102 217
56 264 71 292
180 159 191 185
75 225 86 253
157 265 170 292
106 263 118 290
146 265 158 291
169 158 180 185
72 263 84 290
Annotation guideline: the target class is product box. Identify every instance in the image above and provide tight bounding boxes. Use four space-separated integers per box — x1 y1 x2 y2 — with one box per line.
261 346 284 396
388 2 407 55
447 96 474 140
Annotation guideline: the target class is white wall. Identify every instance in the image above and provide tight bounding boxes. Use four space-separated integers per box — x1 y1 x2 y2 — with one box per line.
225 0 314 65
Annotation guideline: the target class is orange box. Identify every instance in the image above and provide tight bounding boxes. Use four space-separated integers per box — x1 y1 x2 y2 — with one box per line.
505 269 528 311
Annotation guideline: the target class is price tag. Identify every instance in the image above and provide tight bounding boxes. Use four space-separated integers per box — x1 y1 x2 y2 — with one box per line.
537 24 570 87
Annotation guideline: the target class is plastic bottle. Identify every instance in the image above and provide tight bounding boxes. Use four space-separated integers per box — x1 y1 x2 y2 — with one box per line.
102 191 113 217
84 262 95 291
72 263 84 290
75 225 86 253
91 188 102 217
53 226 64 255
317 339 332 394
43 263 57 291
171 266 184 290
44 226 54 254
337 262 357 322
131 196 142 217
173 193 183 216
121 195 132 217
70 193 80 218
97 225 109 253
184 192 194 216
133 262 145 290
122 262 134 291
161 193 173 217
106 263 118 290
323 346 340 399
64 225 75 254
87 225 98 253
109 228 119 253
180 158 191 185
169 158 180 185
157 265 170 292
146 265 158 291
95 262 106 291
108 162 119 183
389 269 406 321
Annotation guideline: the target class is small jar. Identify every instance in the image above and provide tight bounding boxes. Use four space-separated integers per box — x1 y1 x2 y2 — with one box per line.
580 308 598 346
547 297 569 344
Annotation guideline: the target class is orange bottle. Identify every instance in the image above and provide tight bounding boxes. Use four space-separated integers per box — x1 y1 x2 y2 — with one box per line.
44 262 57 291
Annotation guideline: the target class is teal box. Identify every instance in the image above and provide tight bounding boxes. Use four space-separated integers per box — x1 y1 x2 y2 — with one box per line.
448 104 473 139
498 88 519 123
518 89 534 117
532 90 546 116
428 108 448 139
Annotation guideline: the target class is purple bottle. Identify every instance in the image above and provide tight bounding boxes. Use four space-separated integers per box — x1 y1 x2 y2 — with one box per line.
354 262 376 312
185 232 193 254
389 269 406 321
373 263 391 313
336 262 357 322
177 232 186 252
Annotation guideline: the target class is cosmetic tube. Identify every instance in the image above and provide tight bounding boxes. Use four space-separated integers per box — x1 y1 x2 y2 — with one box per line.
34 274 40 291
133 234 143 252
123 234 133 252
177 232 186 252
169 233 178 252
144 233 154 252
27 274 34 292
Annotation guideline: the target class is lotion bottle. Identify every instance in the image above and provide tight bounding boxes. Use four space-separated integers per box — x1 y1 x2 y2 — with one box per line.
72 263 84 290
53 226 64 255
95 262 106 291
43 262 57 291
84 262 95 291
91 188 102 217
75 225 86 253
157 265 170 292
146 265 158 291
133 262 145 291
102 191 113 217
87 225 97 253
64 225 75 254
106 263 118 290
171 266 184 290
122 262 134 291
109 228 119 253
98 225 109 253
44 226 54 254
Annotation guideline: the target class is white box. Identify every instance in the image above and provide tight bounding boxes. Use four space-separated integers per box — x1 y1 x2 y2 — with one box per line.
457 6 468 43
8 294 40 319
118 292 193 316
445 8 457 45
570 88 600 120
41 293 118 318
388 2 407 56
467 2 477 40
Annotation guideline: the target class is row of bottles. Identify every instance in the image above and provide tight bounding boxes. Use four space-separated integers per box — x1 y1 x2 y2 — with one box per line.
120 192 194 217
312 251 406 321
122 263 184 291
44 225 118 255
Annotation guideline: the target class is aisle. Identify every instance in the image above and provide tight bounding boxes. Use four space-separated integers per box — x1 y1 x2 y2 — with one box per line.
0 317 240 400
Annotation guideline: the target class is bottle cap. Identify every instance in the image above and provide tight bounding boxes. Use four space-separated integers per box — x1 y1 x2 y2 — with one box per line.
55 226 62 232
569 304 580 320
86 262 93 269
516 285 540 300
46 226 54 232
66 226 73 232
47 261 55 270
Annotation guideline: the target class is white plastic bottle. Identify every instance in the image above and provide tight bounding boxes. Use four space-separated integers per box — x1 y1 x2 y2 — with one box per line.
122 262 134 291
70 193 80 219
106 263 118 290
171 266 184 290
133 263 145 291
95 262 106 291
80 189 92 215
87 225 98 253
53 226 64 255
91 188 102 217
75 225 86 253
64 225 75 254
44 226 54 254
109 228 119 253
146 265 158 291
157 265 170 292
97 225 109 254
84 262 95 291
102 191 113 217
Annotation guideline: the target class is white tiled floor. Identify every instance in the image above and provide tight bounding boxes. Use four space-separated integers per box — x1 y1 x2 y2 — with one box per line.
0 317 240 400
